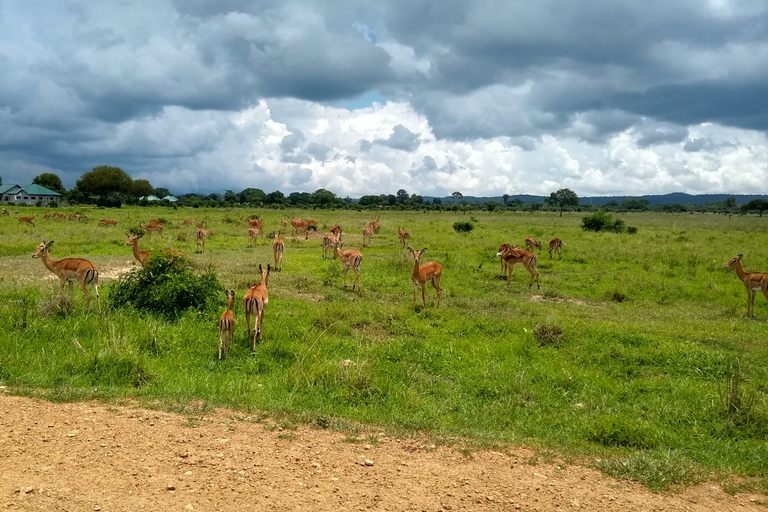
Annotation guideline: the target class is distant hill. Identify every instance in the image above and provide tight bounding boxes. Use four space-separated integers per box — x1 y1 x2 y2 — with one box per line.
429 193 768 206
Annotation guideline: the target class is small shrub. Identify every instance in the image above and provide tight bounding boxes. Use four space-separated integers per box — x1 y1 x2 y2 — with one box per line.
627 225 638 235
109 253 224 319
581 210 627 233
534 324 564 346
453 221 474 233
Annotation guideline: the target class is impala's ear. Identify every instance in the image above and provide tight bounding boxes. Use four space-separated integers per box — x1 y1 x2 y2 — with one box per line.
737 254 743 260
421 247 427 254
46 241 55 248
230 290 235 297
266 264 271 274
259 264 263 273
407 247 414 253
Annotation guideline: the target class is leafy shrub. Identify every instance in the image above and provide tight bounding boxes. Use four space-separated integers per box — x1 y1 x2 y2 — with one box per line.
581 210 627 233
627 225 638 235
453 221 474 233
109 253 224 319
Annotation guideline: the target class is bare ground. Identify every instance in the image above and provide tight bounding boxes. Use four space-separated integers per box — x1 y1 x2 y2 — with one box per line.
1 392 765 512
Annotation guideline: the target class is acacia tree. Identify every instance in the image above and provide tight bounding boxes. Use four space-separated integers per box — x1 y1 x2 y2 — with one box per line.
74 165 133 200
742 199 768 217
32 172 65 194
546 188 579 217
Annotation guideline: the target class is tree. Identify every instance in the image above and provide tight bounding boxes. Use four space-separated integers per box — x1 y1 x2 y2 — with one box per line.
239 188 266 205
75 165 133 199
288 192 311 206
452 191 463 199
311 188 337 207
265 190 286 205
724 197 737 209
154 187 172 198
32 173 65 194
502 194 509 205
546 188 579 217
742 199 768 217
132 179 154 198
396 189 409 204
620 198 650 211
223 190 238 203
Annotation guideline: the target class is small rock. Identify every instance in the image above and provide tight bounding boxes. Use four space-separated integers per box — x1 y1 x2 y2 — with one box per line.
23 487 34 494
185 504 195 511
364 459 374 466
364 444 371 450
167 484 176 491
312 463 321 468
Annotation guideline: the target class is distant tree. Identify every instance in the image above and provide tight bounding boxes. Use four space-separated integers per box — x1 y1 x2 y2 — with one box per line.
223 190 238 203
74 165 133 199
724 197 737 209
486 201 499 212
396 189 409 204
32 172 65 194
410 193 423 204
153 187 172 198
265 191 286 205
620 198 650 211
431 197 442 206
502 193 509 205
288 192 312 206
358 195 382 206
206 192 222 201
546 188 579 217
239 188 266 205
132 179 154 198
312 188 337 207
452 191 463 199
742 199 768 217
386 194 397 206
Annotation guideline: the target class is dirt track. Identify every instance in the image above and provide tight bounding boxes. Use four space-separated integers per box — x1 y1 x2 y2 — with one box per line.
1 392 764 511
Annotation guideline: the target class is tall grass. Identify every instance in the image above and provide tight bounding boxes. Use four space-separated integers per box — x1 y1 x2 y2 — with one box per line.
1 206 768 491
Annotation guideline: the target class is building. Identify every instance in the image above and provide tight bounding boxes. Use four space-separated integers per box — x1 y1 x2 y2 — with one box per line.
162 195 178 202
0 184 62 205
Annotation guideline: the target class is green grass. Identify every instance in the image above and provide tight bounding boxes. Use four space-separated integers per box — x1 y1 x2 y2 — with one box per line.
2 206 768 492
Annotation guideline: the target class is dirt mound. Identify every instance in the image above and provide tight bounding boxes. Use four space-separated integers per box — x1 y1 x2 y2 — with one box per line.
0 393 763 511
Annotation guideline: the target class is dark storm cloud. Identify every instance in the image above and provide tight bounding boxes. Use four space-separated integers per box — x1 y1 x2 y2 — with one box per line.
375 124 420 151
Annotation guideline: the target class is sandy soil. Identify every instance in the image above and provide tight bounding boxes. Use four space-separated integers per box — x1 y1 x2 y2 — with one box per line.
1 392 764 512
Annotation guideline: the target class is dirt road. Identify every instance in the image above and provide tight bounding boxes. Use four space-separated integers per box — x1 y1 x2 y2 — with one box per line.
0 393 764 511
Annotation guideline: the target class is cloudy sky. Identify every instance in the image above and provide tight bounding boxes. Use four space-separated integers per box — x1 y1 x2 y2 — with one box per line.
2 0 768 197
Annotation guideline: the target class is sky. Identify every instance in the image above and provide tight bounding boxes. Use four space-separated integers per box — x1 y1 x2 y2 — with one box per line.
2 0 768 198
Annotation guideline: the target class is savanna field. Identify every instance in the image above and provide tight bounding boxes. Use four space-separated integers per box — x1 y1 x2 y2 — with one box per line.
1 207 767 492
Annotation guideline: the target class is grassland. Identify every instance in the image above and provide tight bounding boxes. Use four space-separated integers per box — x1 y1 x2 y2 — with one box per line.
1 206 767 492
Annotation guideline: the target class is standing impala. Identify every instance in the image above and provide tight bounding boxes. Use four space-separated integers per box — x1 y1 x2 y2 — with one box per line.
524 237 542 252
126 234 184 266
290 218 308 240
247 226 260 248
398 227 411 249
243 264 270 351
218 290 236 360
548 238 565 260
196 221 207 253
140 221 163 237
725 254 768 317
497 244 540 290
407 247 442 309
321 233 339 259
32 240 100 313
272 233 284 272
362 226 373 247
332 242 363 290
18 216 35 227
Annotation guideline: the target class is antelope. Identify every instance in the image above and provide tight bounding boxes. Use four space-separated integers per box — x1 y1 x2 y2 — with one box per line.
321 233 339 259
332 243 363 290
369 216 380 233
18 216 35 227
243 264 270 351
330 225 343 244
280 218 288 234
247 218 264 230
398 227 411 249
497 245 540 290
218 290 236 360
32 240 100 313
407 247 443 309
43 211 52 220
125 233 184 266
99 219 117 227
196 221 207 253
525 237 542 252
272 233 284 272
248 227 260 247
140 221 163 237
291 217 308 240
498 243 511 278
548 238 565 260
182 218 195 226
725 254 768 317
307 219 318 233
362 226 373 247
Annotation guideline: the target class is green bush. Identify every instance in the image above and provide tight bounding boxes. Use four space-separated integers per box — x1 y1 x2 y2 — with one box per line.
108 253 224 319
581 210 627 233
453 221 474 233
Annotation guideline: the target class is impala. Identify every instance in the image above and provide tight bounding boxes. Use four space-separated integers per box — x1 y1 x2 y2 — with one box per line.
398 227 411 249
725 254 768 317
280 218 288 234
272 233 284 272
330 224 343 244
498 243 512 277
18 216 35 227
307 219 318 233
333 242 363 290
247 218 264 230
548 238 565 260
196 221 207 253
32 240 100 313
182 218 195 226
497 245 540 289
99 219 117 227
321 233 339 259
407 247 442 309
140 221 163 237
369 216 380 233
125 234 184 266
248 227 260 248
290 218 308 240
243 264 270 351
362 226 373 247
524 236 542 252
218 290 236 360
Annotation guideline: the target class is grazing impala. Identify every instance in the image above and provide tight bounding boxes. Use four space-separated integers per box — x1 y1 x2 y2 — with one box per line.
126 234 184 266
272 233 284 272
243 264 270 351
398 227 411 249
32 240 100 313
182 218 195 226
290 218 308 240
725 254 768 317
497 244 540 290
140 221 163 237
247 227 260 248
524 236 542 252
362 226 373 247
99 219 117 227
369 216 380 233
407 247 442 309
330 225 343 244
196 221 207 253
18 216 35 227
548 238 565 260
321 233 339 259
218 290 236 360
332 242 363 290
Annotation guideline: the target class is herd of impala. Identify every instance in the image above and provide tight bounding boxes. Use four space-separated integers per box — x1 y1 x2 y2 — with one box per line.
13 211 768 359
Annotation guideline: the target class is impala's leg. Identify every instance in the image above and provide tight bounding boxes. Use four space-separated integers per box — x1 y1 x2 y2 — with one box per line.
219 331 225 360
257 307 264 344
421 283 427 307
432 276 441 307
353 264 360 291
750 289 756 317
343 264 349 288
413 283 418 308
245 304 252 347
